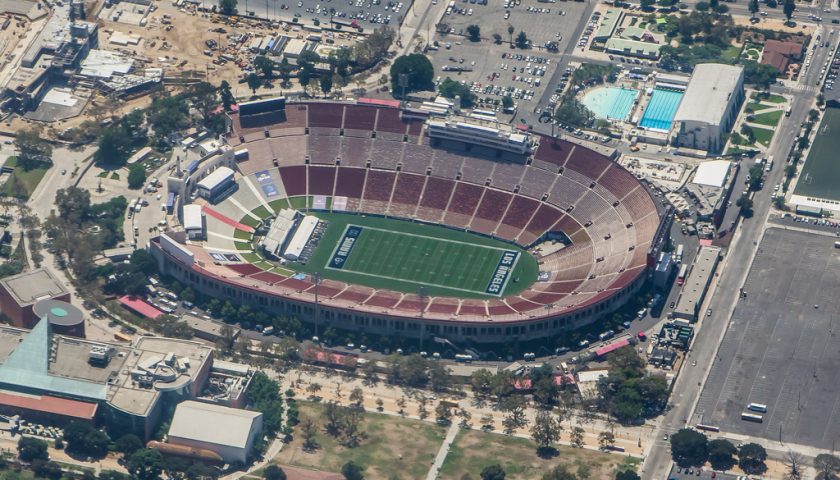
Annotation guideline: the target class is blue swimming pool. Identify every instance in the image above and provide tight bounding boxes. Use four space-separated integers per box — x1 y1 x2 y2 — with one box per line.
581 87 639 121
639 89 684 131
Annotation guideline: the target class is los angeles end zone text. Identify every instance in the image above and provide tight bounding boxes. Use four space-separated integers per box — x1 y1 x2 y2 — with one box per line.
327 225 521 297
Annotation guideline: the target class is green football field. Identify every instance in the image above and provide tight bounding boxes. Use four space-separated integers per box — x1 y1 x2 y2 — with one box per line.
286 211 539 298
794 107 840 201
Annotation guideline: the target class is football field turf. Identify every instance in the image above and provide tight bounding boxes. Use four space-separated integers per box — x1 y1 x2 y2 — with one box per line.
286 212 539 298
326 225 519 296
794 107 840 201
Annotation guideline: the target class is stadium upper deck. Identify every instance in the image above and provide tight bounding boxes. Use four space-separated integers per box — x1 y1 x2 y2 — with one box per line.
150 101 661 343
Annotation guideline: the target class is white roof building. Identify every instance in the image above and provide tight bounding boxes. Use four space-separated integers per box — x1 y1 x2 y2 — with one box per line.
692 160 731 188
673 64 745 152
282 215 319 261
182 204 204 239
197 167 235 193
167 400 263 464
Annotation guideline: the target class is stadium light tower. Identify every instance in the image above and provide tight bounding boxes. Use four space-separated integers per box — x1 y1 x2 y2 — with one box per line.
313 271 321 340
418 286 427 352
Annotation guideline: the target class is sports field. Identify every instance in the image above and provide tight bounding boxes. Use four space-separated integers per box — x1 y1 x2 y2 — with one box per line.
286 212 539 298
794 107 840 201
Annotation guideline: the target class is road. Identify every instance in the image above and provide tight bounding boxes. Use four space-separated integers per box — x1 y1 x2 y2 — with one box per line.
641 24 836 480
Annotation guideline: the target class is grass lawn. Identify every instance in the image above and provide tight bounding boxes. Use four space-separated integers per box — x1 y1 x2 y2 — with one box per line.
273 402 446 480
240 252 262 263
439 429 636 480
235 242 253 251
288 196 312 209
252 205 271 219
751 110 783 127
794 107 840 199
730 133 749 145
239 214 261 228
745 102 767 113
751 92 786 104
285 211 539 298
233 229 252 240
2 166 48 200
97 171 108 178
721 45 743 61
269 198 291 211
752 127 774 146
110 172 120 180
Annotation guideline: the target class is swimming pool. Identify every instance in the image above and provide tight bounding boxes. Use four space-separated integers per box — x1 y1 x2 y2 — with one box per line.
639 89 684 131
581 87 639 121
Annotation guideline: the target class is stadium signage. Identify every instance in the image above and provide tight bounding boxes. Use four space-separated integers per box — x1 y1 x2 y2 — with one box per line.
485 251 519 296
328 225 363 269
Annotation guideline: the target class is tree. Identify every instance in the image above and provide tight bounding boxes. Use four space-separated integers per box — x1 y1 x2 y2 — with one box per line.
641 0 655 9
531 410 562 455
785 450 805 480
598 431 616 451
116 434 144 456
298 64 313 93
507 25 514 45
341 461 365 480
219 0 237 14
247 73 262 96
708 439 737 470
542 466 577 480
264 465 287 480
481 464 506 480
127 163 147 190
349 387 364 409
736 194 754 217
615 471 640 480
320 74 334 97
435 402 452 425
493 33 502 44
220 80 235 111
570 426 585 448
438 78 476 107
555 93 593 128
94 125 133 166
669 428 708 468
32 460 63 480
128 449 165 480
299 416 319 451
100 471 131 480
389 54 434 94
467 24 481 42
18 436 48 462
279 58 293 87
815 454 840 480
749 0 760 17
783 0 794 21
63 421 111 458
502 95 514 110
15 127 52 171
254 56 275 77
515 31 529 49
738 443 767 475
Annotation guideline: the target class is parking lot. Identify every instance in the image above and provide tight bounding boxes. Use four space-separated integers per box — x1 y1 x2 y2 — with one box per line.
694 227 840 448
428 0 594 114
196 0 413 29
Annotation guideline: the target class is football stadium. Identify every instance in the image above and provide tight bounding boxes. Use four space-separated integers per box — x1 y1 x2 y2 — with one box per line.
150 98 664 344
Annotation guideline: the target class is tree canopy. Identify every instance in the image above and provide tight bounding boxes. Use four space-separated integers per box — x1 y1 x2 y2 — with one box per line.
597 347 668 422
127 448 165 480
63 421 111 459
669 429 709 467
708 439 737 471
390 54 435 94
438 78 476 107
738 443 767 475
15 127 52 171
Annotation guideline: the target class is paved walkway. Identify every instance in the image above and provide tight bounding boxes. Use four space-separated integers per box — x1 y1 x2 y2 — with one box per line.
426 421 460 480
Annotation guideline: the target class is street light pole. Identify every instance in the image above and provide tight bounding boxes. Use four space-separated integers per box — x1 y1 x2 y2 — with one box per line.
313 271 321 340
418 286 427 352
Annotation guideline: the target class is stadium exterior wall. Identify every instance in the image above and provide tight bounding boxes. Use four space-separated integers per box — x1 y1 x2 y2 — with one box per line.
150 239 647 343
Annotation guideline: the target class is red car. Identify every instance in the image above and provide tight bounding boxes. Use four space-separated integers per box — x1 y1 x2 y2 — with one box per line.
637 331 647 341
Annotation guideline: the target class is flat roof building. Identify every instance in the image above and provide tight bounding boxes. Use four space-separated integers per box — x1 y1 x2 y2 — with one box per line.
166 401 262 464
674 64 744 152
673 246 721 321
196 167 236 203
0 268 70 328
183 204 205 240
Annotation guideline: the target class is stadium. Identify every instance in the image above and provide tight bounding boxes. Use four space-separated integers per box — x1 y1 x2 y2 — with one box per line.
150 98 664 344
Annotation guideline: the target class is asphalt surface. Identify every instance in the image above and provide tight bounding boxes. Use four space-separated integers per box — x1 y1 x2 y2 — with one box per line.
641 22 837 480
694 227 840 448
195 0 414 29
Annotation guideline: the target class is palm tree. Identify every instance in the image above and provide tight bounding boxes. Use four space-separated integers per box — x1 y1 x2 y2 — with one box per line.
507 24 514 45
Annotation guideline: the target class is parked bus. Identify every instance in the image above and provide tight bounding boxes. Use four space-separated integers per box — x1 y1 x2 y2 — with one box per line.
675 244 684 262
747 403 768 413
696 424 720 432
114 332 133 342
677 264 688 286
741 412 764 423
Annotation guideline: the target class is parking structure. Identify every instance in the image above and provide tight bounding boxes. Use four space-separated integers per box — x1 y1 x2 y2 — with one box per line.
197 0 413 30
429 0 592 113
694 227 840 448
